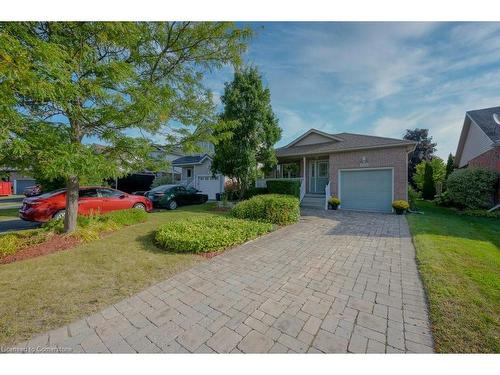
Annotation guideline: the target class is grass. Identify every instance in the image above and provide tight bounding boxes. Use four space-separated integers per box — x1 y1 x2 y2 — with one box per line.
0 208 19 221
407 200 500 353
0 203 224 346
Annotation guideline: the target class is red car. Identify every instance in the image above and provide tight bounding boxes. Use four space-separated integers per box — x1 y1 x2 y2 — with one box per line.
19 186 153 222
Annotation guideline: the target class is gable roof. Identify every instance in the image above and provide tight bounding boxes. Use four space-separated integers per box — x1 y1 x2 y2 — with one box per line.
283 128 344 148
465 106 500 144
455 106 500 167
276 131 416 158
172 154 211 166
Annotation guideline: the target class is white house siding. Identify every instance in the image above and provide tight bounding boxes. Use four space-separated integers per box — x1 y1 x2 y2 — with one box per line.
459 120 494 167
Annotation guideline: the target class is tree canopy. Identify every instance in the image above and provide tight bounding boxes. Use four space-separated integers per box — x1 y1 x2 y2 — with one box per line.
413 157 446 191
403 128 437 184
0 22 251 231
211 66 281 196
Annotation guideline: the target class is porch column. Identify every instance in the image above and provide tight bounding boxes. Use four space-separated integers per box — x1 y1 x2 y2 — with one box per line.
303 156 306 189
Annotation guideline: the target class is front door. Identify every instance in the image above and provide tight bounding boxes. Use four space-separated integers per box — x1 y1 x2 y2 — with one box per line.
309 160 329 193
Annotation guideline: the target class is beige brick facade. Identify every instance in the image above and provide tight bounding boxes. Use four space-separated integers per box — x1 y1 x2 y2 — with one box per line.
328 146 409 201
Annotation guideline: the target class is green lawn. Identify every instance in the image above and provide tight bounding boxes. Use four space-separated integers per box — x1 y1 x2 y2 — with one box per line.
0 204 222 346
407 201 500 353
0 208 19 221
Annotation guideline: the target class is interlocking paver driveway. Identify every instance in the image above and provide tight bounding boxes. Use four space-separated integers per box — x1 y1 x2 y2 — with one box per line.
20 209 434 353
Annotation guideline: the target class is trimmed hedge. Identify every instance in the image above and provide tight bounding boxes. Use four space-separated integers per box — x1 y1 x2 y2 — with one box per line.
446 168 497 209
154 216 273 253
243 187 268 200
230 194 300 225
266 180 300 198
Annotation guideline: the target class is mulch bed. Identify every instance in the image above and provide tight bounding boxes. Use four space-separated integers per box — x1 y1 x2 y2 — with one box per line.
0 235 82 265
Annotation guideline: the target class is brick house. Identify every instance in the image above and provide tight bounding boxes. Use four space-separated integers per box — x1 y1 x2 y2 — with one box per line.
257 129 416 212
454 106 500 203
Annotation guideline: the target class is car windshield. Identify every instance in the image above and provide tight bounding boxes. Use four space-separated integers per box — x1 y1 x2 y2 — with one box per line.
149 185 176 193
35 188 66 199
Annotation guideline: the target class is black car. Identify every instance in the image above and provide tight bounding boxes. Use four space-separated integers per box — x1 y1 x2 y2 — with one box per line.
146 185 208 210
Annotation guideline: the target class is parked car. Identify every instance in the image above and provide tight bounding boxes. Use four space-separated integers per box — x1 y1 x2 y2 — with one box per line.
144 184 179 207
131 190 147 196
156 185 208 210
19 186 153 222
23 184 42 197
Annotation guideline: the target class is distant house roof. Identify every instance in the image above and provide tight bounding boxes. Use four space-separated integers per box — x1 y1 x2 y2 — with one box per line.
276 131 416 158
465 106 500 145
172 154 211 166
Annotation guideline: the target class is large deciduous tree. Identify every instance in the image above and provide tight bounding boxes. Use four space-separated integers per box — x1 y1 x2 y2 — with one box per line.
403 128 437 185
0 22 250 232
211 66 281 197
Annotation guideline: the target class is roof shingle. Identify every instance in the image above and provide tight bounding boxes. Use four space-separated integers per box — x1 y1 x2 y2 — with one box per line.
276 132 415 158
466 106 500 144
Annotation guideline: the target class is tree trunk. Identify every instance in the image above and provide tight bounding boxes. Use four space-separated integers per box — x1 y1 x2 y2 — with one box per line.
64 175 79 233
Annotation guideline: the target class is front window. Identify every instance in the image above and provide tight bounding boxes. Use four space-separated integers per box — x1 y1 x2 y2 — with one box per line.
186 168 192 178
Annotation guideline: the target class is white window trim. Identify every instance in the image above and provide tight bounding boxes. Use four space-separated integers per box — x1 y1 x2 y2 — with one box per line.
337 167 394 213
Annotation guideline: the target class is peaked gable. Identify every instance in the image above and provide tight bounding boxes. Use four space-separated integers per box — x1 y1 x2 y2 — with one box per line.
284 129 342 148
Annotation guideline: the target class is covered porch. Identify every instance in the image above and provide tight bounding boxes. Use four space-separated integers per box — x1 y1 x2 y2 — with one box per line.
256 156 331 208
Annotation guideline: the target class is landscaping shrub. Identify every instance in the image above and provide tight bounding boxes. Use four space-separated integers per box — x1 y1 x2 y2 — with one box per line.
328 196 340 207
223 179 241 201
459 209 500 219
446 168 497 209
392 200 409 213
422 162 436 200
154 216 273 253
0 230 50 257
1 209 148 258
266 180 300 198
243 187 268 200
433 191 453 207
230 194 300 225
408 186 421 210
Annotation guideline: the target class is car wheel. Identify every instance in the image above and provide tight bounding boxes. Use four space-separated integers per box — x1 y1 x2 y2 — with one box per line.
167 200 178 210
133 203 146 211
52 210 66 220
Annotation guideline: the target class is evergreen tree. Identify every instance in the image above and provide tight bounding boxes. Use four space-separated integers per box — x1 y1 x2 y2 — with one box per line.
422 162 436 200
404 128 437 185
211 67 281 198
445 153 455 179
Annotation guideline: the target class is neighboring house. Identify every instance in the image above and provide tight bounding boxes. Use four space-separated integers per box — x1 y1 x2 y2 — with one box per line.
257 129 416 212
454 106 500 203
172 154 224 200
0 168 37 194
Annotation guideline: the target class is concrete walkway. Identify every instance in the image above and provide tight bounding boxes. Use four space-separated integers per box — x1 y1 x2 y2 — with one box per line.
20 210 433 353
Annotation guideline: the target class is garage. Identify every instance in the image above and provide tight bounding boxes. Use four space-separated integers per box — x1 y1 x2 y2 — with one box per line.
196 175 222 200
14 179 37 195
339 168 393 212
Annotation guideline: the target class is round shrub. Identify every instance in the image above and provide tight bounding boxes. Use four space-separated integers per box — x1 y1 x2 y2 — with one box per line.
328 196 340 206
230 194 300 225
154 216 273 253
446 168 497 209
392 200 409 211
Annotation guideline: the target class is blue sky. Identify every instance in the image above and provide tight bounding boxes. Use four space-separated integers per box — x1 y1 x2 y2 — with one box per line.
205 22 500 158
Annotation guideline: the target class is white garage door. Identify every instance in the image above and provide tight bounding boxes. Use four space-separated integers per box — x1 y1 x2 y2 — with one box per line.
339 169 393 212
197 175 222 200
